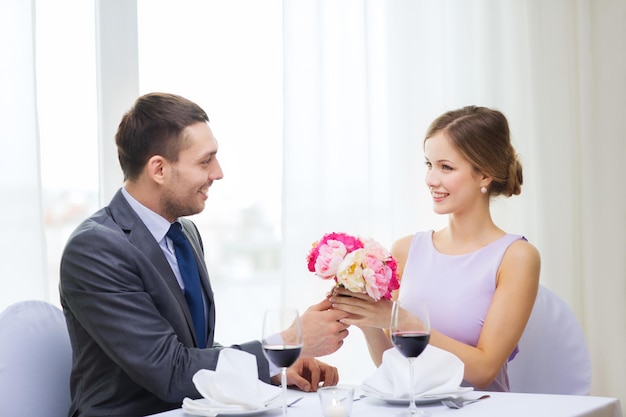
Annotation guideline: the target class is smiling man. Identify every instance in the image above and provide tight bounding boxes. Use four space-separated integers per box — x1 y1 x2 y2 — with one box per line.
59 93 349 417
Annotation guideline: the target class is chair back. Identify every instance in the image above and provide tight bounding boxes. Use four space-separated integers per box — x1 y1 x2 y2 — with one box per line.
0 300 72 417
508 285 592 395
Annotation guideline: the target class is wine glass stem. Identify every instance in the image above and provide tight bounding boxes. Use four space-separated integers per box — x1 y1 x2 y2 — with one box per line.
281 367 288 416
408 357 418 414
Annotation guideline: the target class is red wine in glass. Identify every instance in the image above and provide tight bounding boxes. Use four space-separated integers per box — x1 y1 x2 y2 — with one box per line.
262 308 303 416
390 301 431 417
391 332 430 358
262 345 302 368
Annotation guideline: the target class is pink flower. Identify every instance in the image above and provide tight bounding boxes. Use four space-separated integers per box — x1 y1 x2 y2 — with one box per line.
314 240 348 279
362 239 389 261
321 232 364 252
363 254 389 300
306 232 399 301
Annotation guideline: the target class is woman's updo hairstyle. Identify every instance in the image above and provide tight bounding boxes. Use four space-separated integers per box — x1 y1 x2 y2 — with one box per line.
424 105 523 197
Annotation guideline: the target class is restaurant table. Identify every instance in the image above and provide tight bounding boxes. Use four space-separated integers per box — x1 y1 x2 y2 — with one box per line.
145 388 623 417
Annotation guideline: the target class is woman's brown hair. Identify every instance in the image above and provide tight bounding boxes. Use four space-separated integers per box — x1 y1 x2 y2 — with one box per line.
424 105 523 197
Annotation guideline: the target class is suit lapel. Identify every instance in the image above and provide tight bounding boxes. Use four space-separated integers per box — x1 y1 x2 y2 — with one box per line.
107 191 198 342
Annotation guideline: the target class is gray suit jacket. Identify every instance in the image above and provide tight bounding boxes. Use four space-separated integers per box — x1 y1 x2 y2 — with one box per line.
60 189 270 417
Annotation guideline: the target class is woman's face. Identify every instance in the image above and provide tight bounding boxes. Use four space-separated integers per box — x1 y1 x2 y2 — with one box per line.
424 131 486 216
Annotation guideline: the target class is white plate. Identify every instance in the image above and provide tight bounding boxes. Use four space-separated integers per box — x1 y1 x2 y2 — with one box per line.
363 386 474 405
215 407 280 417
182 398 281 417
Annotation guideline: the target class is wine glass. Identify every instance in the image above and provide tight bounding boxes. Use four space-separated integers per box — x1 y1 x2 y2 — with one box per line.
390 300 431 417
261 308 303 416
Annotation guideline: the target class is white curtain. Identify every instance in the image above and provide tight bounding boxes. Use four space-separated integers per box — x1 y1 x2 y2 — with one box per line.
282 0 626 403
0 0 47 308
1 0 624 407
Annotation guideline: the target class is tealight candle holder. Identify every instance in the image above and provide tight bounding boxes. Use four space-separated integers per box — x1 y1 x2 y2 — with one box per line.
318 385 354 417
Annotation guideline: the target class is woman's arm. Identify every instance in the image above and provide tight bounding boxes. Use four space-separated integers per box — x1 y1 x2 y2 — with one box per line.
428 239 540 388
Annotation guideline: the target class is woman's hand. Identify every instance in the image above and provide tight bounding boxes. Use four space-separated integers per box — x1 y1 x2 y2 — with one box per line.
329 287 393 329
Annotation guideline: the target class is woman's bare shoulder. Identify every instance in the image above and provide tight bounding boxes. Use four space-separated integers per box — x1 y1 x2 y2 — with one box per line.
499 238 541 287
506 238 541 265
390 234 414 255
390 234 416 278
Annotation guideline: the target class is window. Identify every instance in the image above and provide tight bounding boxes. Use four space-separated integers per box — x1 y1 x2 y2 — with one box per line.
36 0 99 303
37 1 284 345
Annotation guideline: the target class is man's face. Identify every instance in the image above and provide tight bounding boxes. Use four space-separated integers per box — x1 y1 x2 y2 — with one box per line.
161 122 223 220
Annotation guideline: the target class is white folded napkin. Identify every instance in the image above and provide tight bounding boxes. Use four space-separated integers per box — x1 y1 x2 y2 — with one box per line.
182 348 281 416
363 345 466 398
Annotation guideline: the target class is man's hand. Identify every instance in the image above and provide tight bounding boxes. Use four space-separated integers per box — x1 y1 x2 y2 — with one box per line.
271 357 339 392
300 298 350 357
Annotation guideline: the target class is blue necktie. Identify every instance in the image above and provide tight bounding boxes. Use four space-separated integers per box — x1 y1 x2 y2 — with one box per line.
167 222 206 348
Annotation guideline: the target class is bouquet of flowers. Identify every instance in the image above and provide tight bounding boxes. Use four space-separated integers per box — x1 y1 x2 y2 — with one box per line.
306 232 400 301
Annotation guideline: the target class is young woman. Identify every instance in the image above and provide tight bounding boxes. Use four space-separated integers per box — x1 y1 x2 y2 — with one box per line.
330 105 540 391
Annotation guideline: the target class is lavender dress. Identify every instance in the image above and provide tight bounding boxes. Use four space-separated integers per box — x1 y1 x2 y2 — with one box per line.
398 230 525 392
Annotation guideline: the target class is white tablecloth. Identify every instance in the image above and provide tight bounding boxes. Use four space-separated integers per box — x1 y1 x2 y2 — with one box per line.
145 389 623 417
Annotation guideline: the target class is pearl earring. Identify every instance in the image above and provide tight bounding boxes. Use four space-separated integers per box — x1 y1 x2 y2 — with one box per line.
480 186 488 194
